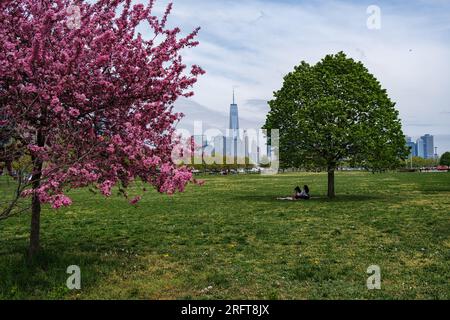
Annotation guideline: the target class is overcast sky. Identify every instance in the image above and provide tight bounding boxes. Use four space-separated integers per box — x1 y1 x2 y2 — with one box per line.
143 0 450 153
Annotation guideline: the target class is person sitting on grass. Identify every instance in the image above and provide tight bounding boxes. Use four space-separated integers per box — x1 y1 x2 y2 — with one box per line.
299 185 310 200
278 185 310 201
293 186 302 200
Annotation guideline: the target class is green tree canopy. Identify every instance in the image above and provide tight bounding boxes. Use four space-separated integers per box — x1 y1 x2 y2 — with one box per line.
405 157 437 168
440 152 450 166
264 52 408 198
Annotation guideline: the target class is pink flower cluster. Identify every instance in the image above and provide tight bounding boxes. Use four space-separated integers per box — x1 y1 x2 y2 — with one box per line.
100 180 115 197
50 195 72 209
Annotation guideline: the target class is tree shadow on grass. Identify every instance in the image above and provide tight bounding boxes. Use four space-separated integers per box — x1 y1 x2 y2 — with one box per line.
312 194 389 203
0 245 135 299
419 186 450 193
233 194 388 204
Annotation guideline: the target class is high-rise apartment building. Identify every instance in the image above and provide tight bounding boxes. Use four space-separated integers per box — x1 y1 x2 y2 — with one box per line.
416 134 434 159
421 134 434 159
416 137 425 158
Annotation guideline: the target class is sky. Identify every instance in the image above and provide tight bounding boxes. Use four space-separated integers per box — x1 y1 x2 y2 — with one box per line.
141 0 450 154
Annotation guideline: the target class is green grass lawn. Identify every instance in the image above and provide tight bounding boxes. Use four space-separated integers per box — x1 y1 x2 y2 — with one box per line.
0 171 449 299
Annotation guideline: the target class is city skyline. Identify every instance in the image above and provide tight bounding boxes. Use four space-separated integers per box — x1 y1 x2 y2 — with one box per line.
190 93 271 165
178 94 449 157
406 134 437 159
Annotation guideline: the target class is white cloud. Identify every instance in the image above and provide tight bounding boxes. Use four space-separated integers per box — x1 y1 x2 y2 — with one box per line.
143 0 450 149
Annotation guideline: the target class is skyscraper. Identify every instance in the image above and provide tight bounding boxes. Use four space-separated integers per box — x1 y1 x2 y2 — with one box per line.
415 134 435 159
229 89 239 131
212 135 226 157
416 137 425 158
217 90 271 166
228 90 240 158
421 134 434 159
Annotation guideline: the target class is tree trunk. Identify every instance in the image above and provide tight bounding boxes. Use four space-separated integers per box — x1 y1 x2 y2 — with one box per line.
327 168 335 199
28 131 44 259
29 179 41 258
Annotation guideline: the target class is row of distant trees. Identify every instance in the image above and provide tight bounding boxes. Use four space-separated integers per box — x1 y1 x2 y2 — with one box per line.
183 155 271 172
403 152 450 168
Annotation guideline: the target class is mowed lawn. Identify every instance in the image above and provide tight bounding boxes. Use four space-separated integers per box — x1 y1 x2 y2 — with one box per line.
0 171 449 300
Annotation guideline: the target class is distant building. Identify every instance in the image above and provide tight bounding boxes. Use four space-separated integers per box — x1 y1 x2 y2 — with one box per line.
416 137 424 158
229 90 239 131
421 134 434 159
416 134 434 159
267 142 272 159
207 90 272 166
405 136 417 157
225 134 235 157
412 134 435 159
244 130 249 160
227 90 240 158
212 135 226 157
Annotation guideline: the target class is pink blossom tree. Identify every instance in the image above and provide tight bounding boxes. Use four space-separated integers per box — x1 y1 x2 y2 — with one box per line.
0 0 204 257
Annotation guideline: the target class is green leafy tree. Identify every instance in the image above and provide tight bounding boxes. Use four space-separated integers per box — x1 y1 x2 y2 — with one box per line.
406 157 437 168
264 52 408 198
440 152 450 166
